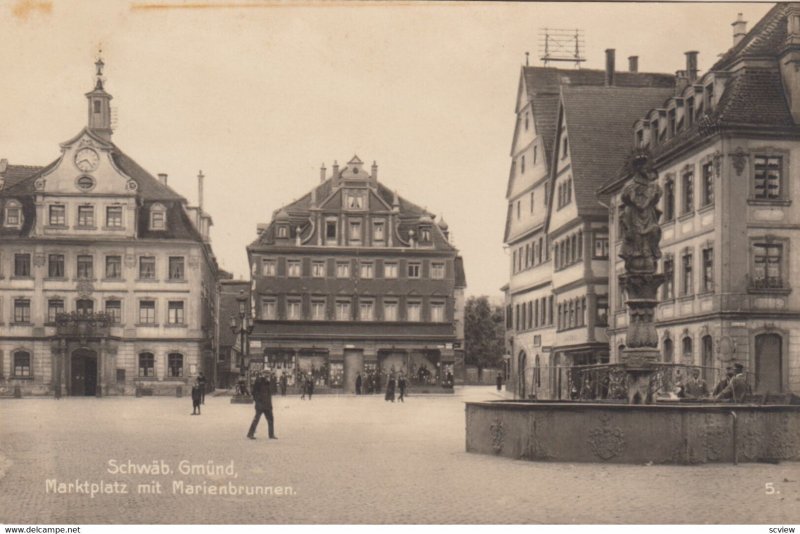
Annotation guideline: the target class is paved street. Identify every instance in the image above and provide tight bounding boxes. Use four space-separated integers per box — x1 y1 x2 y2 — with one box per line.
0 386 799 524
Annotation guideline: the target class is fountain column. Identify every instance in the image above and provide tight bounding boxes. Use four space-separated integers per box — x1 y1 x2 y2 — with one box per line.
617 152 664 404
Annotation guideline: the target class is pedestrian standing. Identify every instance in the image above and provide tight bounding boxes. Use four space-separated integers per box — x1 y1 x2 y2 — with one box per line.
280 372 288 396
385 375 396 402
398 375 406 403
355 373 362 395
301 372 307 400
307 375 315 400
190 379 202 415
496 372 502 391
197 372 207 404
247 373 277 440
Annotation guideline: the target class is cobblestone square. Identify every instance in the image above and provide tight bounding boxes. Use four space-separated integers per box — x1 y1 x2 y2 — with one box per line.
1 387 799 524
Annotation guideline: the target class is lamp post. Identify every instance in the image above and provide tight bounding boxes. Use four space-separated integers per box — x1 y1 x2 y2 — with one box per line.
230 289 254 403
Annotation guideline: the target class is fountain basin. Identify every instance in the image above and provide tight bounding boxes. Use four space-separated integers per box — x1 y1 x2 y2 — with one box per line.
465 400 800 464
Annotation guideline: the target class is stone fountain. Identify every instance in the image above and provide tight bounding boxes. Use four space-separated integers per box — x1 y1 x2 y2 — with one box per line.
464 152 800 464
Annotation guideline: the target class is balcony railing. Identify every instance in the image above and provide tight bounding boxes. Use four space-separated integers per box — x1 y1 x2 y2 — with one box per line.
55 312 113 338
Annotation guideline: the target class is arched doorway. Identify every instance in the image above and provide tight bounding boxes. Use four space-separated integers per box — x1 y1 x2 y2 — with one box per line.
517 351 527 399
755 333 783 394
71 348 98 396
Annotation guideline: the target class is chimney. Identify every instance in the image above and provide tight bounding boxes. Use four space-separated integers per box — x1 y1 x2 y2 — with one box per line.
605 49 615 86
628 56 639 73
320 164 326 183
685 51 699 82
732 13 747 47
332 160 340 187
371 161 378 180
197 170 204 212
158 173 168 186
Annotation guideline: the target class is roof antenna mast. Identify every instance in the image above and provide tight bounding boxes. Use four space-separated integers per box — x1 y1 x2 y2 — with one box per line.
539 28 586 68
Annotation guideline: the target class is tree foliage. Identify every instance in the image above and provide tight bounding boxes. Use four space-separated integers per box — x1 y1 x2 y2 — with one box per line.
464 296 505 370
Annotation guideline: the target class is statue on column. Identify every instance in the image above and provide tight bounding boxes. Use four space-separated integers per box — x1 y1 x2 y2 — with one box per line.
620 154 662 274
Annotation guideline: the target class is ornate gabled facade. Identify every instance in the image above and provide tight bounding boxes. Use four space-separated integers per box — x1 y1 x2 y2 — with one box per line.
504 57 675 399
247 156 466 393
600 4 800 395
0 59 220 397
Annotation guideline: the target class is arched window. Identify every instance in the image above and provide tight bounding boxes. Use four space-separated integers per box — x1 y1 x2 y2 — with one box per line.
139 352 155 377
149 203 167 231
663 338 674 363
168 353 184 378
13 350 31 377
682 336 693 362
534 354 541 387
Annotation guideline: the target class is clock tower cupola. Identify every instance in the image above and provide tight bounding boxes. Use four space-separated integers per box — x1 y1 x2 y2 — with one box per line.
85 55 113 140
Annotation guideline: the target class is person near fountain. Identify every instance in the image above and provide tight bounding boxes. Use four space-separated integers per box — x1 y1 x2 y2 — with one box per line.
684 368 709 399
712 366 734 397
714 363 750 402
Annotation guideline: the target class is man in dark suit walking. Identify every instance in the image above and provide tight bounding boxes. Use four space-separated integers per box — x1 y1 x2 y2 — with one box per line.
247 372 277 440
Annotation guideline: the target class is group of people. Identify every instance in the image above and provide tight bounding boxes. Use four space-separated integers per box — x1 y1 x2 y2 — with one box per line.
354 372 408 402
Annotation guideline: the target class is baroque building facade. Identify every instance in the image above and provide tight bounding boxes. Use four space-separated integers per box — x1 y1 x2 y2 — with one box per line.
0 60 220 396
600 4 800 394
503 55 674 399
246 156 466 393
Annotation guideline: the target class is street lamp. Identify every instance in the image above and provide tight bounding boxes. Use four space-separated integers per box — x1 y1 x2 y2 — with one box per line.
230 289 254 381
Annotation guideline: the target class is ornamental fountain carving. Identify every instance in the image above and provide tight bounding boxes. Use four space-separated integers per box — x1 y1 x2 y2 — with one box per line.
618 151 664 403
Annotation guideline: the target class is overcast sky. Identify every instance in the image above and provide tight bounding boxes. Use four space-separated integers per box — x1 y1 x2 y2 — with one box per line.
0 1 772 296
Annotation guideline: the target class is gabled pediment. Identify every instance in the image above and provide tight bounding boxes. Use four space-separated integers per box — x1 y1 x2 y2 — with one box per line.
40 129 135 197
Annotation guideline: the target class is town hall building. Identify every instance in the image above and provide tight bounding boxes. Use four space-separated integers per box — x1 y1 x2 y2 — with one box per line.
0 59 220 397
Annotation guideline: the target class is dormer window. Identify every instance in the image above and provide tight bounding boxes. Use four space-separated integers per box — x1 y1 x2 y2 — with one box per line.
636 129 644 148
686 97 695 127
276 225 288 238
4 200 22 227
651 120 659 146
345 190 365 210
325 219 337 243
372 220 385 242
668 109 676 137
419 226 431 243
149 203 166 230
705 83 714 113
93 100 101 114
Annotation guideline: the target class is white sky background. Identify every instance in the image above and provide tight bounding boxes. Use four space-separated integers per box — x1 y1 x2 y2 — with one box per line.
0 1 772 297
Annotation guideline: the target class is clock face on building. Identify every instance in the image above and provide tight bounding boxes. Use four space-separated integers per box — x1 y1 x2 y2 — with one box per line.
74 148 100 172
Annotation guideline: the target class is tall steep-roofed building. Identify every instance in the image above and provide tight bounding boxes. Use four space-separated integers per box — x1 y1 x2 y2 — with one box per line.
247 156 466 393
504 53 674 399
0 59 220 397
600 4 800 395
